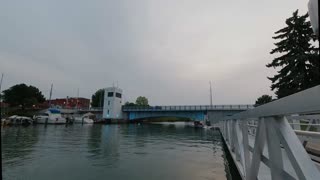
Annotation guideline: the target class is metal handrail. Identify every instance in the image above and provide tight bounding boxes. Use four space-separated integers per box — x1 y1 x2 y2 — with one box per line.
220 85 320 180
229 85 320 119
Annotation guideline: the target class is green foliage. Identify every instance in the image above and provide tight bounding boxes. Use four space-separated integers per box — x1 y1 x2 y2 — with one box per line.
2 83 45 107
91 89 104 107
135 96 149 106
267 10 319 99
255 95 273 107
124 102 136 106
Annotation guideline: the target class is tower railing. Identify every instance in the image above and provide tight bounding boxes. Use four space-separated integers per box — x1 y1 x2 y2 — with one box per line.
220 85 320 180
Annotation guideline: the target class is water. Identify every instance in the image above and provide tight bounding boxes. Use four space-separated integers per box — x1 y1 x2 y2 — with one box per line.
2 123 238 180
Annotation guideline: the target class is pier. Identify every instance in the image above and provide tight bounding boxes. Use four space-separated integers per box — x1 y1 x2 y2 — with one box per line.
220 85 320 180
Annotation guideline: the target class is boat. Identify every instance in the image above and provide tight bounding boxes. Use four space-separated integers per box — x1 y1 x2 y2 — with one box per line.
3 115 33 126
73 113 94 124
34 109 67 124
184 121 205 128
193 121 204 128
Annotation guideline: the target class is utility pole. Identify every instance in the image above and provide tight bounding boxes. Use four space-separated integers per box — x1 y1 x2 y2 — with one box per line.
0 73 3 92
0 73 4 119
209 81 213 107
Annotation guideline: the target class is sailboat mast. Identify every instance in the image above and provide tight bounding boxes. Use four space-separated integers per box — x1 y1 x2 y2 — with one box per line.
0 73 4 93
76 88 79 109
49 84 53 107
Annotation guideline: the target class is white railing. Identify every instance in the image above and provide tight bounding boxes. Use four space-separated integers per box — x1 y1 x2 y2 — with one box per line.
220 85 320 180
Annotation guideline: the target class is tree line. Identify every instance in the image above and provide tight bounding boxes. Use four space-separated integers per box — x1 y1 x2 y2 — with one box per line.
90 89 149 107
1 84 45 108
1 84 150 109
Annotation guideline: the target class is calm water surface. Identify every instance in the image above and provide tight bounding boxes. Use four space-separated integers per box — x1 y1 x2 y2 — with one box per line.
2 123 237 180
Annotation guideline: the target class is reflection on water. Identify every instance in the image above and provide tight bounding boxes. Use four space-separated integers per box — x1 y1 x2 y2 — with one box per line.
2 127 39 166
2 123 239 180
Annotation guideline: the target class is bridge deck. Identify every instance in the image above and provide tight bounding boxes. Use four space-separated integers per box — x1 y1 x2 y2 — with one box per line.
122 105 253 112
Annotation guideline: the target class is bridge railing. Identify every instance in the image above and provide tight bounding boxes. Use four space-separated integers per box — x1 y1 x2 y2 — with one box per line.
220 85 320 180
122 104 254 111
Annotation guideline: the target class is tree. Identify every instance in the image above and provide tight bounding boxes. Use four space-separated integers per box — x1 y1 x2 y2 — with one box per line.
91 89 104 107
135 96 149 106
124 102 136 106
2 83 45 107
255 95 273 107
267 10 319 99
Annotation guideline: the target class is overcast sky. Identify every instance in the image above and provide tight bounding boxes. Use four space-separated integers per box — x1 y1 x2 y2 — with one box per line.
0 0 310 105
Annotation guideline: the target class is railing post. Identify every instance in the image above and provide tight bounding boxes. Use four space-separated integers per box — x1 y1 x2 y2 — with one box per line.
230 120 235 152
234 119 241 162
248 118 266 180
265 117 283 180
273 116 320 180
241 119 251 178
225 120 229 142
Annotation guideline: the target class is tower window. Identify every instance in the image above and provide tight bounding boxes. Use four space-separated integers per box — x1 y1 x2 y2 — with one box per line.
116 93 122 98
107 92 114 97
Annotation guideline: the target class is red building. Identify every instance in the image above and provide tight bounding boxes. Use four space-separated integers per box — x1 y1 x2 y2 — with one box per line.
45 97 90 109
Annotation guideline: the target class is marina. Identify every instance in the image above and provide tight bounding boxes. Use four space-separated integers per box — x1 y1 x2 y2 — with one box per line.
0 0 319 179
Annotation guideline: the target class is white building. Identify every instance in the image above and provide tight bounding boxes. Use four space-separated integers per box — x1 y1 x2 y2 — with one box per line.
102 87 123 119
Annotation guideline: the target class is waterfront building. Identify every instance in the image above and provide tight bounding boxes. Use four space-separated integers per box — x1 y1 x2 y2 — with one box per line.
42 97 90 109
103 87 123 119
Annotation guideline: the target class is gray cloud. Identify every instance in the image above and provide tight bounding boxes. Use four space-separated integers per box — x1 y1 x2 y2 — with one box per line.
0 0 309 105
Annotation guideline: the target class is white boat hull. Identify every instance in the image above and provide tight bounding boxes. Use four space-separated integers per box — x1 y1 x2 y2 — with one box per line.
74 117 94 124
35 118 66 124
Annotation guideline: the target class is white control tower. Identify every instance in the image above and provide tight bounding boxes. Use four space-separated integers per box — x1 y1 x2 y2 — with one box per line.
103 87 123 119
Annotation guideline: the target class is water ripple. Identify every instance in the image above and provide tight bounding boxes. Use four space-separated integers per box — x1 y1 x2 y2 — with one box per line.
2 124 231 180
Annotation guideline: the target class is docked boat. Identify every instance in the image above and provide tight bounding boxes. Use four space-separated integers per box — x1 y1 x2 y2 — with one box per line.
3 115 33 126
193 121 204 128
185 121 205 128
34 109 67 124
74 113 94 124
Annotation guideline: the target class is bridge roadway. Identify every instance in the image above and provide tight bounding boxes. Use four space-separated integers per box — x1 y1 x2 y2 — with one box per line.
122 105 254 121
122 105 254 111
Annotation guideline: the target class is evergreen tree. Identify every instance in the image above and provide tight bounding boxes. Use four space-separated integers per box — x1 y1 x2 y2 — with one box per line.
91 89 104 107
267 10 319 98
